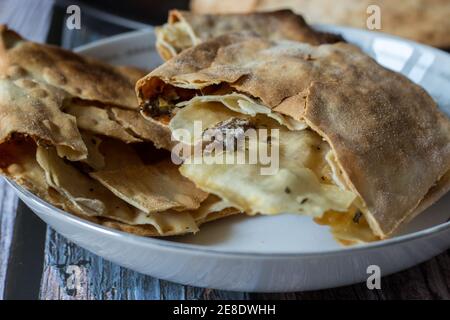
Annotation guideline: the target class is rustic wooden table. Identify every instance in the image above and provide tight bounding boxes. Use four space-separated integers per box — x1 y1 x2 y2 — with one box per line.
0 0 449 300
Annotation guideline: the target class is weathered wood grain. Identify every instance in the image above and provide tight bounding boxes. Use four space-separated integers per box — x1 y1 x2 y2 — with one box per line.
2 201 47 300
0 180 18 299
40 229 250 300
249 251 450 300
40 227 450 300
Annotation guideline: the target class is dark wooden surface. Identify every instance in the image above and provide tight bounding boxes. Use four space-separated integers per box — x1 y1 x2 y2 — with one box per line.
0 0 449 300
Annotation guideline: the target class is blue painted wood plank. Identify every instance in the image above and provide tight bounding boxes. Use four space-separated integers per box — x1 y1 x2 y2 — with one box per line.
40 229 254 300
249 252 450 300
0 180 18 299
40 229 161 300
186 286 250 300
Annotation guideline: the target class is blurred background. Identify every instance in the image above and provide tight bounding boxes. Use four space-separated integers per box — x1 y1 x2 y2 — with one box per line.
1 0 449 49
0 0 190 47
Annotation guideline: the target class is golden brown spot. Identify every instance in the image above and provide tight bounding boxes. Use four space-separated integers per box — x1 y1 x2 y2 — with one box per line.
6 65 27 78
15 78 37 89
31 88 49 99
43 67 67 85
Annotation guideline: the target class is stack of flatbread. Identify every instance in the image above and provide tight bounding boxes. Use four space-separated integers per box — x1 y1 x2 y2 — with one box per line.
136 10 450 243
0 25 237 237
190 0 450 48
1 8 450 245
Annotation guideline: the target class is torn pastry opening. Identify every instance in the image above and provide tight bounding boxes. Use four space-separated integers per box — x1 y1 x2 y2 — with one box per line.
139 81 379 244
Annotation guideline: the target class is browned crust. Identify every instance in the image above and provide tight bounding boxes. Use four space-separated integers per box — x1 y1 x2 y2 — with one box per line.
0 73 87 161
0 25 144 109
0 25 149 159
303 81 450 238
406 170 450 224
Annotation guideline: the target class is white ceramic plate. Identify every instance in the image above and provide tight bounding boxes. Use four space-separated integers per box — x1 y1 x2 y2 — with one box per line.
7 26 450 292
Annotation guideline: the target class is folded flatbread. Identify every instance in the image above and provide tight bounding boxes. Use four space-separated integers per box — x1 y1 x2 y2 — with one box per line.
0 25 238 237
0 137 236 236
136 33 450 239
191 0 450 48
156 9 343 60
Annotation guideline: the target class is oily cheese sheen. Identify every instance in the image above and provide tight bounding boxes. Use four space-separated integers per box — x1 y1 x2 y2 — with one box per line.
181 158 356 216
172 93 356 217
180 128 356 217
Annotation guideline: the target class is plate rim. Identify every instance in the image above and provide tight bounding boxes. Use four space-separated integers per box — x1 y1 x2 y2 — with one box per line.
12 25 450 258
8 178 450 258
72 28 155 53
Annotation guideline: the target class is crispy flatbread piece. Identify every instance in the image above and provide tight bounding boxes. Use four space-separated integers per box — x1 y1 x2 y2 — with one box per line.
0 143 226 239
80 132 105 170
156 9 343 60
0 77 87 161
89 138 208 213
64 101 142 143
0 139 236 237
0 139 62 204
0 26 237 237
136 33 450 238
34 145 234 236
0 24 148 162
191 0 450 48
90 157 208 214
110 107 172 146
0 25 144 109
102 195 239 237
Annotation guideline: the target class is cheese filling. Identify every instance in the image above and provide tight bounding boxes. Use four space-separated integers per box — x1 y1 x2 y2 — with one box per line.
170 94 358 219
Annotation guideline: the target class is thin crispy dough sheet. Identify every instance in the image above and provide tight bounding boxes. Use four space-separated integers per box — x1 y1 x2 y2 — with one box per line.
0 140 235 237
190 0 450 48
80 132 105 170
156 9 342 60
0 139 63 205
89 138 208 213
64 101 166 145
136 33 450 238
0 26 237 237
0 25 147 162
64 102 142 143
0 25 144 109
103 195 239 237
91 162 208 214
110 107 172 146
0 77 87 161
